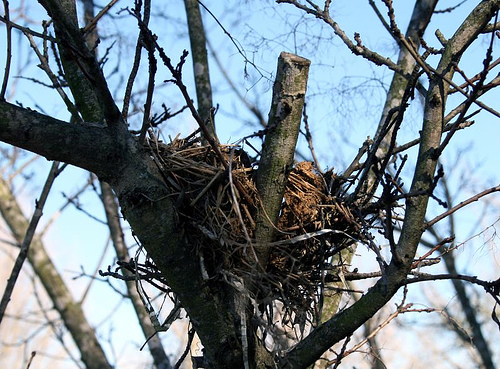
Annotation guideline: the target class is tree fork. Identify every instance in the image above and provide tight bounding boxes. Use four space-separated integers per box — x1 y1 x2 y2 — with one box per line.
320 0 439 325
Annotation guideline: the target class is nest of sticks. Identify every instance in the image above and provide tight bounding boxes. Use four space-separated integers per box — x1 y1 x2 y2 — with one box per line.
147 135 363 321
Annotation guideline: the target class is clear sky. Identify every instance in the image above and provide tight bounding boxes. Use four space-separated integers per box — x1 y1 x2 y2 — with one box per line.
1 1 499 368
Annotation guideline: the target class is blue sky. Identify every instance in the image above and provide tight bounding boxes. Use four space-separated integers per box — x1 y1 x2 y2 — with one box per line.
1 1 499 368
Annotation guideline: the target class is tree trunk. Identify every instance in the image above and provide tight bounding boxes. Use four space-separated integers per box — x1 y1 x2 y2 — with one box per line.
100 182 172 369
184 0 215 137
255 52 310 267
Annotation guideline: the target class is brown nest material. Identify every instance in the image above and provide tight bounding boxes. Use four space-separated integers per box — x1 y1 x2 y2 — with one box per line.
147 135 363 319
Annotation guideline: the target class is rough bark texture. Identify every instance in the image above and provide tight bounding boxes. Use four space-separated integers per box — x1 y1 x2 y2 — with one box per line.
37 2 244 367
100 182 172 369
281 1 500 367
0 0 498 368
321 0 438 323
0 177 112 369
184 0 215 137
255 52 310 266
374 0 438 145
0 102 126 179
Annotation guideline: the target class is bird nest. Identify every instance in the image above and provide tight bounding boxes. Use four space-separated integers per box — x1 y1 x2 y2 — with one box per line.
146 135 363 320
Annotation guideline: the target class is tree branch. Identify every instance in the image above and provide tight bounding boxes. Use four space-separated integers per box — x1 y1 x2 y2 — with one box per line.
184 0 215 137
0 176 112 369
100 181 172 369
0 162 60 324
38 0 123 126
254 52 310 266
280 1 500 367
0 101 125 180
426 183 500 228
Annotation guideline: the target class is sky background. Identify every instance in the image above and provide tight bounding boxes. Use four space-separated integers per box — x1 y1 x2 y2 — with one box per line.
1 0 499 368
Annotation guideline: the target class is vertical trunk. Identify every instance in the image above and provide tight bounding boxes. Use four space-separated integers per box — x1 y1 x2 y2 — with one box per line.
255 52 310 266
321 0 438 323
100 182 172 369
184 0 215 137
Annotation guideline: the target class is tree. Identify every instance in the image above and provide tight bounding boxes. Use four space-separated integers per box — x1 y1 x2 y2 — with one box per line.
1 1 499 368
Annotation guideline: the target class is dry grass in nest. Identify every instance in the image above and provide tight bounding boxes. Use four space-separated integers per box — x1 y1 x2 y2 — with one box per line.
147 135 363 321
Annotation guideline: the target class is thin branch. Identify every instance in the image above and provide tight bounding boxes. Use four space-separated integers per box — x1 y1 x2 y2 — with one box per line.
438 12 499 155
406 272 499 292
283 2 500 366
1 0 12 100
122 0 152 121
0 16 57 42
139 25 156 142
39 177 94 237
435 0 468 14
329 303 413 366
24 32 81 121
8 155 41 182
432 173 496 369
82 0 120 35
174 326 196 369
426 184 500 228
197 0 269 80
277 0 407 77
31 276 83 368
39 0 122 126
100 181 172 368
302 102 322 173
79 238 111 304
0 161 60 324
206 37 267 127
369 0 392 38
346 119 474 174
132 16 227 166
0 175 112 369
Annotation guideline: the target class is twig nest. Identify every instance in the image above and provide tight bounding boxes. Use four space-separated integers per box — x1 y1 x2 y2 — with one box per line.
146 135 363 319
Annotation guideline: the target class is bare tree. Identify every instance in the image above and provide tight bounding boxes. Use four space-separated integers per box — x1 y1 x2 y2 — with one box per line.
0 173 112 369
1 1 499 368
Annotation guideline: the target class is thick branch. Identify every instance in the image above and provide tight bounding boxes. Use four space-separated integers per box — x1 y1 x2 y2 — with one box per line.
100 181 172 369
281 1 500 367
116 184 245 368
3 5 245 369
38 0 122 125
323 0 438 323
184 0 215 137
0 101 126 180
254 52 310 266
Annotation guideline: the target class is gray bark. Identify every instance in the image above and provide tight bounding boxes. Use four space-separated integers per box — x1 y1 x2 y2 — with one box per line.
0 177 113 369
321 0 438 323
100 182 172 369
281 1 500 367
0 1 498 368
255 52 310 266
184 0 215 138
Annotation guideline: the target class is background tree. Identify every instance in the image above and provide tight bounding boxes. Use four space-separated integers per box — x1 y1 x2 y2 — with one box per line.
0 1 499 368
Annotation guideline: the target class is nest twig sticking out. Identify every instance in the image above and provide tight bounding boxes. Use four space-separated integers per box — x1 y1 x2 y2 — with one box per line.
147 135 363 322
